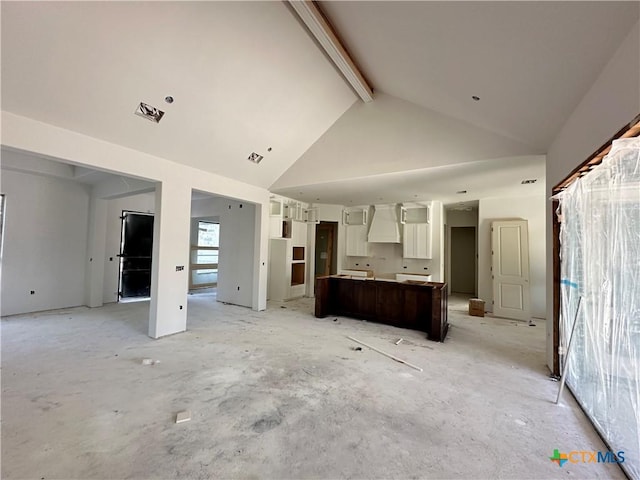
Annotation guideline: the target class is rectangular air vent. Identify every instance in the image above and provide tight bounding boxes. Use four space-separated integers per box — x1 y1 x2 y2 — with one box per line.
135 102 164 123
247 152 264 164
521 179 537 184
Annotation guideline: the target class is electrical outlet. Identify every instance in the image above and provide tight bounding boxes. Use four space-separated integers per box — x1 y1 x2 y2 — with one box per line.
176 266 184 272
30 290 35 295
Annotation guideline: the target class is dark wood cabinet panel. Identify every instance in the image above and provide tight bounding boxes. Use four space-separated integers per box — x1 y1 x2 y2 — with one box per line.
403 286 431 331
376 282 405 325
315 276 448 342
353 280 377 318
336 279 355 315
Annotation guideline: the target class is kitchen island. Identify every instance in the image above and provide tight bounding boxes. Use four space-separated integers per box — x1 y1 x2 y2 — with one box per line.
315 275 448 342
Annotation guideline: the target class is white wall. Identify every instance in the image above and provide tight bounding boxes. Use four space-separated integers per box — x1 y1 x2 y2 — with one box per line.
102 192 155 303
273 93 535 189
342 201 445 281
191 196 258 308
2 112 270 336
0 169 89 316
478 195 546 319
545 21 640 370
217 199 257 308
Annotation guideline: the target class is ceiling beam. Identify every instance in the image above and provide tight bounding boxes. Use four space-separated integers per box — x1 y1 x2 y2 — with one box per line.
288 0 373 102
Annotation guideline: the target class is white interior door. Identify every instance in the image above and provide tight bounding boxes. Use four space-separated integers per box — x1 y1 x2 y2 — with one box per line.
491 220 531 321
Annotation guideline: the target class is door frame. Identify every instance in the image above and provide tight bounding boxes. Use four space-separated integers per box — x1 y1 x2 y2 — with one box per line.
315 221 337 277
117 210 154 301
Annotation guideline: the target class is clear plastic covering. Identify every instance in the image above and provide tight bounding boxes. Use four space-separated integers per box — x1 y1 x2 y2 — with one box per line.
558 136 640 479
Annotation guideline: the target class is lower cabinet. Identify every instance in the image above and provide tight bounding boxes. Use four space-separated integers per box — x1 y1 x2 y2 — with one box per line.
315 276 449 341
375 282 405 324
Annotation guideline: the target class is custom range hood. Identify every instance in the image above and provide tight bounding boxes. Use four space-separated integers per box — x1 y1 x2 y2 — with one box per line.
367 204 401 243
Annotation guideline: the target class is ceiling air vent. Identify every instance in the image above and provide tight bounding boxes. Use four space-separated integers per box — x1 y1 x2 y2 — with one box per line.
247 152 264 164
135 102 165 123
521 179 537 184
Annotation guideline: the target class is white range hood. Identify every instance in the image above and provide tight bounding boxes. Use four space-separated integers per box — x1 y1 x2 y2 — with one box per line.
367 204 401 243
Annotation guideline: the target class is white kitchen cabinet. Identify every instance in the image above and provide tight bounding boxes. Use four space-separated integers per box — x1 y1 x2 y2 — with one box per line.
268 238 306 301
345 224 369 257
403 222 432 259
342 208 368 226
401 203 431 224
291 219 307 246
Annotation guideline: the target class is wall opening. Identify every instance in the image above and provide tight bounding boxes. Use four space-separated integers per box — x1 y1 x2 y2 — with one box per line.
450 226 476 295
118 211 154 301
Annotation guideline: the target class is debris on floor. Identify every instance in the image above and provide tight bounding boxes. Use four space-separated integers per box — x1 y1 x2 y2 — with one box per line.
352 346 363 351
175 410 191 424
395 338 403 345
347 336 423 372
141 358 160 366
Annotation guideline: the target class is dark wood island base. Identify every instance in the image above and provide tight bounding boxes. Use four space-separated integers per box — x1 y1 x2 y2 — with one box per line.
315 275 449 342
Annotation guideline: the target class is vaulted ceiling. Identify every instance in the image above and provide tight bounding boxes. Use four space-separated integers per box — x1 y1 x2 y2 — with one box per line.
2 1 638 206
1 1 356 189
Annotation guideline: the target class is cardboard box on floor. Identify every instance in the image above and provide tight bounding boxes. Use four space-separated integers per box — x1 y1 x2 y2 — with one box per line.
469 298 485 317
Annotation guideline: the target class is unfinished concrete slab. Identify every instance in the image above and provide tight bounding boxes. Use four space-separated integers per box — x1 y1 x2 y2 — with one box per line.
1 294 622 479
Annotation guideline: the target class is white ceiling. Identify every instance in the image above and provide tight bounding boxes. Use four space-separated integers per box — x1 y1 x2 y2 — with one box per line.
320 1 639 150
2 1 638 208
272 1 638 205
274 154 545 206
1 1 356 189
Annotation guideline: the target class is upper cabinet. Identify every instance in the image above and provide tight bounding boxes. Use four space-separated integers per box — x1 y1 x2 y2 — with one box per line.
342 207 368 226
401 203 431 224
401 202 432 259
345 225 369 257
270 197 317 238
343 206 370 256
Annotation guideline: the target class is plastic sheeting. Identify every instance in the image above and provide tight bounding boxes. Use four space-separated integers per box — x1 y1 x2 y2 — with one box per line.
558 136 640 479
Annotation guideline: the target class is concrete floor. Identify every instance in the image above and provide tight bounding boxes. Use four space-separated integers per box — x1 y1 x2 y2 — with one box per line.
1 293 623 479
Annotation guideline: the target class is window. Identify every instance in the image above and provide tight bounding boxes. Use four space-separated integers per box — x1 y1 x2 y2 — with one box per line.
190 221 219 289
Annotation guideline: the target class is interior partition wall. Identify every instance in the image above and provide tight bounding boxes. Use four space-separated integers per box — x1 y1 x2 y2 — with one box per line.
557 137 639 478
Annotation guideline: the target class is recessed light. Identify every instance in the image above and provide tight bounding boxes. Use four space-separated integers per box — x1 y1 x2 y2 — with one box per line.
521 179 537 184
472 96 480 101
247 152 263 164
135 102 164 123
164 96 174 104
456 190 467 194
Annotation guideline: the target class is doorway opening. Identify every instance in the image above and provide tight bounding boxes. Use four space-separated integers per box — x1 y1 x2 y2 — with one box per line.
118 211 154 302
315 221 337 277
450 226 476 295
